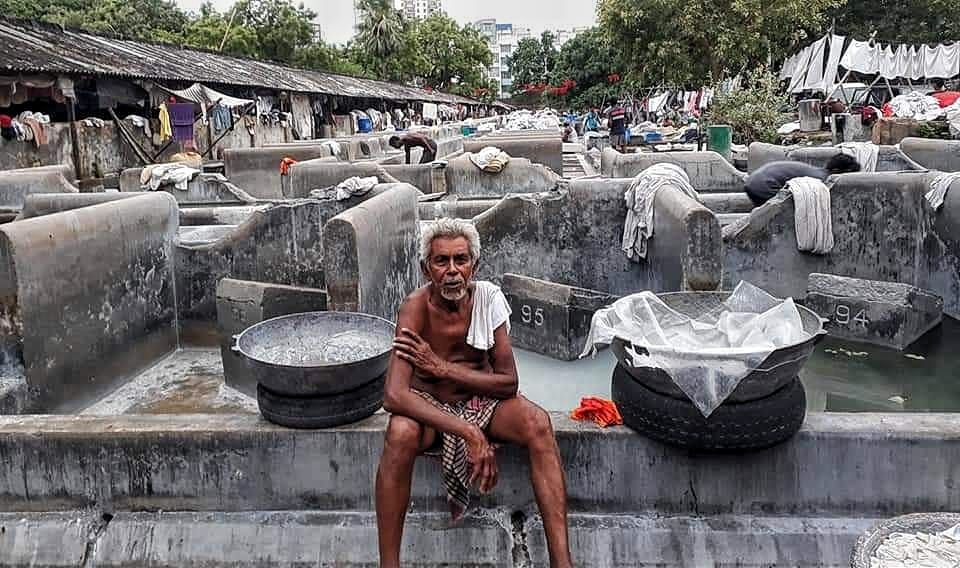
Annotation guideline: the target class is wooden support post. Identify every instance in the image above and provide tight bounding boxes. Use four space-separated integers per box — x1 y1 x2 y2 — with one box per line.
66 99 83 180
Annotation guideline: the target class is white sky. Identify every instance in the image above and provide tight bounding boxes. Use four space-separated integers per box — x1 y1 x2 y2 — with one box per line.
173 0 598 46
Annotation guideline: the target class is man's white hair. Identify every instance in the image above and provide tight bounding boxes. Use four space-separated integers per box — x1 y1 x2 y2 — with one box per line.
420 218 481 262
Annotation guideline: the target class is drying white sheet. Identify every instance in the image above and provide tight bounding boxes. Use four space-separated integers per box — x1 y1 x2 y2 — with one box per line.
786 177 834 254
802 36 829 92
622 163 701 261
840 39 879 74
780 53 798 80
870 523 960 568
466 281 512 351
580 281 812 417
948 99 960 138
907 45 926 81
878 45 900 80
838 141 879 173
923 43 960 79
789 46 813 93
925 172 960 211
820 35 846 92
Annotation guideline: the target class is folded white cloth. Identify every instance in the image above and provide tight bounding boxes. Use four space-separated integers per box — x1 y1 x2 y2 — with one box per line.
466 281 512 351
838 142 879 173
469 146 511 173
622 163 701 261
335 176 378 200
925 172 960 211
141 163 200 191
786 176 833 254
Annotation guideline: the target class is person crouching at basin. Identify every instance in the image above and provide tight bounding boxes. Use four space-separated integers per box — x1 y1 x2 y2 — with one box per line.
375 217 573 568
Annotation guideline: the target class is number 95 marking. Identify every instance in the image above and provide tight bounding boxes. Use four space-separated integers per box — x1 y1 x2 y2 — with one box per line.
520 304 544 327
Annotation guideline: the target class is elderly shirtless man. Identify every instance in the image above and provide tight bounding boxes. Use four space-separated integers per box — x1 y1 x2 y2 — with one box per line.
376 218 572 567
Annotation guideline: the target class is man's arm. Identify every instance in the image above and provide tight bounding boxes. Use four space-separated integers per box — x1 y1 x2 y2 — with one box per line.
404 145 411 165
394 324 518 399
382 298 482 441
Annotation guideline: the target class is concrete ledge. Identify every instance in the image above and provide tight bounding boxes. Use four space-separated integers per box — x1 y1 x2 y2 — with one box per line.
0 413 957 518
601 148 746 192
0 510 879 567
747 142 926 172
899 137 960 172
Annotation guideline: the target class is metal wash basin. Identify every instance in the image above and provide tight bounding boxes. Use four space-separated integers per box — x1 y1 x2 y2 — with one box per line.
234 311 395 396
611 292 825 402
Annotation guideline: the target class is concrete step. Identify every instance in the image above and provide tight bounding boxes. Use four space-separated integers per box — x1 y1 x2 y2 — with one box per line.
0 510 879 567
717 213 749 227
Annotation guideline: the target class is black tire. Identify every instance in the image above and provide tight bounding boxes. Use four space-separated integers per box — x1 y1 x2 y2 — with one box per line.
612 364 806 452
257 374 384 429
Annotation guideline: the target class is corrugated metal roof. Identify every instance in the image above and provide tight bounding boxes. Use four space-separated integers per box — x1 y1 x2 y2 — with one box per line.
0 18 482 106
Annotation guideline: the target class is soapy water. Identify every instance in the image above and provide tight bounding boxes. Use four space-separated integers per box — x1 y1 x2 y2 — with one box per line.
252 330 390 366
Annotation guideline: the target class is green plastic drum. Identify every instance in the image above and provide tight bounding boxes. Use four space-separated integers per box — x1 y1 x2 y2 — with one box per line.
707 125 733 161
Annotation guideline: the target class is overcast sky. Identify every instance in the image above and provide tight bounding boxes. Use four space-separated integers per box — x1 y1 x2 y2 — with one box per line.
173 0 598 45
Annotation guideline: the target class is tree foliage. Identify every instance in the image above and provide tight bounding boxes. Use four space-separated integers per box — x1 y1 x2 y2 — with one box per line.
508 32 560 93
598 0 841 86
705 67 790 144
828 0 960 45
548 27 629 108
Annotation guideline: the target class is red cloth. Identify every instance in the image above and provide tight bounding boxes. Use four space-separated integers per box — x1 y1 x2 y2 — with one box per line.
0 115 11 128
932 91 960 108
881 103 894 118
570 397 623 428
279 157 298 176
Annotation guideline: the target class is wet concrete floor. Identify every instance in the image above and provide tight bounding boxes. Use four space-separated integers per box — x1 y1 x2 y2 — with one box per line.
76 318 960 415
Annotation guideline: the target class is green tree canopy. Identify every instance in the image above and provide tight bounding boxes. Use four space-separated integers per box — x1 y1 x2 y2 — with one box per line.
598 0 841 85
828 0 960 45
548 27 628 108
507 32 560 91
411 15 493 92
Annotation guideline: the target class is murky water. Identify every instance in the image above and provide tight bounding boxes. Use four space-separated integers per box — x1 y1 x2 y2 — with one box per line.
515 317 960 412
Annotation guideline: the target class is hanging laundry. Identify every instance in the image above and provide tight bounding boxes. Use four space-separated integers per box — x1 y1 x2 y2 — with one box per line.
801 36 829 92
923 44 960 79
211 104 232 132
839 39 879 74
158 103 173 141
167 102 196 143
0 114 14 141
279 157 298 176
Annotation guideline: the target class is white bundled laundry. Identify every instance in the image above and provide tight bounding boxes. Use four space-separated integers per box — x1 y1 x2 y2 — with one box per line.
870 523 960 568
785 176 834 254
335 176 378 200
468 146 511 173
889 92 944 121
838 141 879 173
622 163 701 261
947 99 960 139
140 163 200 191
925 172 960 211
580 281 812 417
465 281 512 351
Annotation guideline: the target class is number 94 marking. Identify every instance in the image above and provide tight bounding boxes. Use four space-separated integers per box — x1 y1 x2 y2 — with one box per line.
834 304 869 326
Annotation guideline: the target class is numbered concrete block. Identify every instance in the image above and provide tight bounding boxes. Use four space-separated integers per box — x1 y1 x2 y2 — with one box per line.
502 273 618 361
804 273 943 351
217 278 328 397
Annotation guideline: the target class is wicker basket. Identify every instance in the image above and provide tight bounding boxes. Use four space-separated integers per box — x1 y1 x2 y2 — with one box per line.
850 512 960 568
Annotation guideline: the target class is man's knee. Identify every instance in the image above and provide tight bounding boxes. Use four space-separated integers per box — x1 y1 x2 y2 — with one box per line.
521 404 555 447
383 416 422 458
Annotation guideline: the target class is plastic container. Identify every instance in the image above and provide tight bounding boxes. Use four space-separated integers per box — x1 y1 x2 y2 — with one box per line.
707 124 732 160
357 117 373 133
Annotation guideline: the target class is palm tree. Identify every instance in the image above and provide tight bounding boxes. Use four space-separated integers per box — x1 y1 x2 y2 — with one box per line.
355 0 403 60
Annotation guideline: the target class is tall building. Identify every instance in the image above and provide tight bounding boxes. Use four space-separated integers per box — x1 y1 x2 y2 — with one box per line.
401 0 442 20
471 19 532 99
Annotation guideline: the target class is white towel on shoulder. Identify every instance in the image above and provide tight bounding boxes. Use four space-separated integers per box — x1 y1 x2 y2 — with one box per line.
466 281 512 351
786 176 833 254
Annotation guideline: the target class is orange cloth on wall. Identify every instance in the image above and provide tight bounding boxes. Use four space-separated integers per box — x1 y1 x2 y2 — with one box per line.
570 397 623 428
279 157 298 176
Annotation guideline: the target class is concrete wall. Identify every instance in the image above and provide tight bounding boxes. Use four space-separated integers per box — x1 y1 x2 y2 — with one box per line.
464 130 563 175
418 198 500 220
0 412 955 566
723 172 960 318
0 193 178 412
119 170 257 203
283 159 430 198
474 177 722 295
323 183 421 321
175 188 397 339
747 142 926 173
900 137 960 172
601 148 747 192
0 164 79 211
19 192 140 219
443 154 563 198
222 146 335 199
